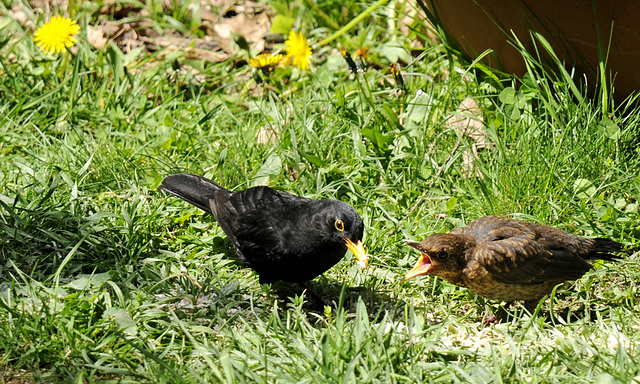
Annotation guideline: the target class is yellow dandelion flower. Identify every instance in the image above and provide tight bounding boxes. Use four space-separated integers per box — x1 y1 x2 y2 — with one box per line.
354 47 368 71
34 16 80 54
285 31 312 70
354 48 368 59
249 53 284 69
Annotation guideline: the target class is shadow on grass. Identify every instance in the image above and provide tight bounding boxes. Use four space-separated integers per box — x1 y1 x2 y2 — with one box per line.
480 297 611 326
266 277 406 321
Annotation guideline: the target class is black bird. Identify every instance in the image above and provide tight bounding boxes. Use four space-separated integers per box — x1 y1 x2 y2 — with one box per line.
159 173 368 283
403 216 629 309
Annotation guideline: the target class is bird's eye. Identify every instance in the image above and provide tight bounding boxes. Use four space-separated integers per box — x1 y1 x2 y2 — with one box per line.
435 251 448 260
334 219 345 232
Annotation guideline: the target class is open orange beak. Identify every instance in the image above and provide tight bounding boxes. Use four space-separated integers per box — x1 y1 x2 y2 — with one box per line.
402 242 433 281
345 238 368 269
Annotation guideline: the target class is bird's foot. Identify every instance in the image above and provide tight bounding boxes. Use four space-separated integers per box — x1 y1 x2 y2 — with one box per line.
482 315 499 325
301 282 334 308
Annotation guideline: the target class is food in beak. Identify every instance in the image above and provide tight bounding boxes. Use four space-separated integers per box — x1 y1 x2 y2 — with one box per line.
344 238 368 269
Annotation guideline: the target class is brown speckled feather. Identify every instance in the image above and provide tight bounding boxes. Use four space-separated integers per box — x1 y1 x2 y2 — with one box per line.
458 216 593 284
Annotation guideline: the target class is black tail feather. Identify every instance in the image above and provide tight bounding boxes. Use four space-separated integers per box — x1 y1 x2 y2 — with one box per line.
159 173 227 214
587 238 631 261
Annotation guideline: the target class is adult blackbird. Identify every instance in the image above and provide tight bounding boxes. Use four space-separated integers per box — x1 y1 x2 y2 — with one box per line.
403 216 628 308
159 173 368 283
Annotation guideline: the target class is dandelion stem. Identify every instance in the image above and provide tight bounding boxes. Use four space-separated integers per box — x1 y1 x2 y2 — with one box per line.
317 0 391 47
301 0 340 30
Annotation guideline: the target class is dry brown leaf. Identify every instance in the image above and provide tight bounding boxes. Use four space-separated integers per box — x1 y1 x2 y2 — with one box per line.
209 0 240 11
213 12 270 53
98 1 141 19
9 6 32 29
189 2 217 24
255 124 280 145
446 97 487 178
29 0 67 12
87 25 108 50
397 0 436 49
448 97 484 142
109 24 144 53
142 35 226 62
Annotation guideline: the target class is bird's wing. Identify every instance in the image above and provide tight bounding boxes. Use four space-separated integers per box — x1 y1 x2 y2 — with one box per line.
210 186 303 260
473 224 591 284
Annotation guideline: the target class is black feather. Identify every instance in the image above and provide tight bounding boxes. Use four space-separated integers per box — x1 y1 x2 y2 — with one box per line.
159 173 225 214
587 238 628 261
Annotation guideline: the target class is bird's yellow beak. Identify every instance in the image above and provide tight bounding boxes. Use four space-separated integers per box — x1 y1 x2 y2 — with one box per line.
402 242 432 281
402 254 433 281
344 238 368 269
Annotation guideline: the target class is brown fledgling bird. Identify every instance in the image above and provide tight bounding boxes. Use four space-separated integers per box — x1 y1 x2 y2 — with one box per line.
403 216 629 309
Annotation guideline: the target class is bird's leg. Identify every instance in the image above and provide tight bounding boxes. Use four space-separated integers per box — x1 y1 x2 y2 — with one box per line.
524 299 543 315
264 279 336 310
301 281 333 308
482 302 521 325
482 315 499 325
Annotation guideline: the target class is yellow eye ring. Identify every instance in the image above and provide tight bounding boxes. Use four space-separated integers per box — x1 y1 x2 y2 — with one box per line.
335 219 345 232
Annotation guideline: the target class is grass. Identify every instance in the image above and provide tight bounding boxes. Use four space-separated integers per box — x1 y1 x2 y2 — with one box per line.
1 0 640 382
